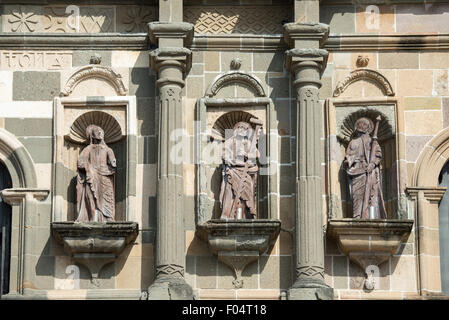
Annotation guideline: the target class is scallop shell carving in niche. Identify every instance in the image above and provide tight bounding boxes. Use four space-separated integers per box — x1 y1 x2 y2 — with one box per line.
338 109 394 145
211 111 257 141
66 111 123 145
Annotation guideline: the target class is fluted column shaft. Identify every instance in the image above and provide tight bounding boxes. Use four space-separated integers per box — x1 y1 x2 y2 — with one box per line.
147 21 194 299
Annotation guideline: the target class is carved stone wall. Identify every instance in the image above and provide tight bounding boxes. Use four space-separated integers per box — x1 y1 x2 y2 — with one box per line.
184 6 291 34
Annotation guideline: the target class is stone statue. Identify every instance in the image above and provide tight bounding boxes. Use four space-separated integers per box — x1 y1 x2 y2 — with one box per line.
344 116 387 219
219 119 263 220
76 125 116 222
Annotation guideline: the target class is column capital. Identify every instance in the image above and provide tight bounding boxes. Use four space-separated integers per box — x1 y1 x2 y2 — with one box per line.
285 48 329 85
0 188 49 205
283 22 329 49
148 22 194 47
406 186 447 203
149 47 192 87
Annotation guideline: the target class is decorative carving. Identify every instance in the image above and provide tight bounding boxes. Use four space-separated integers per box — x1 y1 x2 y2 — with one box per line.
156 264 184 278
7 6 39 32
333 69 395 97
90 54 101 65
43 7 74 33
219 119 262 220
184 6 291 34
356 55 369 68
80 7 113 33
76 125 116 222
67 111 123 145
211 111 254 141
338 109 394 144
296 265 325 280
0 51 72 70
119 6 156 33
230 58 242 70
61 65 127 96
344 116 387 219
206 71 265 97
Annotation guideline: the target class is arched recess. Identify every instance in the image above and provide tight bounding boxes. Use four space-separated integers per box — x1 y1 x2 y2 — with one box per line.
205 71 266 98
412 126 449 187
0 128 37 189
333 68 395 98
60 65 128 97
408 126 449 295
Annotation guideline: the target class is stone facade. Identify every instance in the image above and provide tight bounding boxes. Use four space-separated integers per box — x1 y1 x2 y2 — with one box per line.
0 0 447 300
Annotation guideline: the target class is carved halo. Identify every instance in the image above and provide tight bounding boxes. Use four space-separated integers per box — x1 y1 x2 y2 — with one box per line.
211 111 259 141
333 69 395 97
61 65 128 97
66 111 124 145
206 71 266 97
338 109 394 144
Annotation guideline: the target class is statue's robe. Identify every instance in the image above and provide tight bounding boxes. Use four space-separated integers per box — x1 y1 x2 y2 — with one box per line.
219 134 258 219
76 143 116 222
345 133 387 219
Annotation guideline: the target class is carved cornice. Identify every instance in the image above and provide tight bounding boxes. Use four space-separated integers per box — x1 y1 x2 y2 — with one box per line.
406 187 447 203
333 69 395 97
148 22 194 46
61 65 127 97
283 22 330 48
1 188 49 205
205 71 266 98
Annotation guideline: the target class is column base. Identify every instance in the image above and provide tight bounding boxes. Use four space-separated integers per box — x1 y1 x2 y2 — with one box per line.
147 275 194 300
288 279 334 300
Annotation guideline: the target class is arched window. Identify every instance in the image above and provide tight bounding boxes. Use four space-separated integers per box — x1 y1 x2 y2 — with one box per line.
0 161 12 296
438 161 449 295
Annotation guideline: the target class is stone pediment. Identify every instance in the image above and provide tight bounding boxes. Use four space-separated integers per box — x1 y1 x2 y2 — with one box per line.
333 69 394 98
205 71 266 98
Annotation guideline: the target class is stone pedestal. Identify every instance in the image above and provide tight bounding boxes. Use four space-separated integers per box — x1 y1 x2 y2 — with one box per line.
328 218 413 290
284 23 333 300
51 221 138 287
196 219 281 289
146 21 194 300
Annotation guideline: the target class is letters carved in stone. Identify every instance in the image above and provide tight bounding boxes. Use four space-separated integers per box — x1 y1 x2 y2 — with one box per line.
344 117 387 219
76 125 116 222
0 51 72 70
219 119 263 220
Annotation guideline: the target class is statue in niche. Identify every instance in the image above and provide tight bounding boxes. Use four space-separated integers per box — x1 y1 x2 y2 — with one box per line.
344 116 387 219
219 118 263 220
76 125 117 222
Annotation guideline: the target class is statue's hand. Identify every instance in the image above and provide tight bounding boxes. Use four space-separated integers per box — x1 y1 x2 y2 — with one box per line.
367 163 375 173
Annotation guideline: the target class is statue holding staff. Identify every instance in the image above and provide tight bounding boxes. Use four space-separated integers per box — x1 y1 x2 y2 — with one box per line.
344 116 387 219
76 124 117 222
219 118 263 220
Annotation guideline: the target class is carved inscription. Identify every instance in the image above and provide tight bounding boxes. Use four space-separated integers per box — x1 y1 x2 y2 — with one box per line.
0 51 72 70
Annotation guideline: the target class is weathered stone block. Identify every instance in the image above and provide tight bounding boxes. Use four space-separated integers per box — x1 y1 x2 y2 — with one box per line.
379 52 419 69
13 71 60 101
405 111 442 136
333 255 348 289
196 255 218 289
72 50 112 67
5 118 52 137
403 97 441 111
260 255 292 289
406 136 432 162
355 5 394 33
320 5 355 34
253 52 284 72
129 68 155 97
18 137 52 163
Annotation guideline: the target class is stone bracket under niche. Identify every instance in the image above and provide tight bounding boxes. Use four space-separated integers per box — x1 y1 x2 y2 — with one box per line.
196 219 281 288
51 221 138 287
327 218 413 290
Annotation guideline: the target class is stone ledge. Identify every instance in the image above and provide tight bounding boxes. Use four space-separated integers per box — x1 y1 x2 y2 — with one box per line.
327 218 413 289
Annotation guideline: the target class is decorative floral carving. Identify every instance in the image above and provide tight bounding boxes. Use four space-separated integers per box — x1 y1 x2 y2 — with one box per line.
184 6 291 34
356 55 369 68
8 7 39 32
61 65 127 97
230 58 242 70
121 6 156 33
333 69 395 97
207 71 265 97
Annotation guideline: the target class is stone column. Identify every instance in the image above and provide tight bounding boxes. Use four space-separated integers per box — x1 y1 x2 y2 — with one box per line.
284 23 334 300
146 22 194 300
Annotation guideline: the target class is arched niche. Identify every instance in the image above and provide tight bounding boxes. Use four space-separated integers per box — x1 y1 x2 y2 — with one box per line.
61 65 128 98
325 97 405 220
196 70 278 223
53 96 137 224
0 128 49 296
